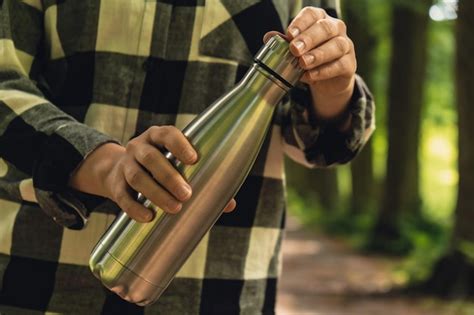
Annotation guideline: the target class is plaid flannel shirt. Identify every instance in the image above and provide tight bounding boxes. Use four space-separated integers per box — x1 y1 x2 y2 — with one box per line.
0 0 375 314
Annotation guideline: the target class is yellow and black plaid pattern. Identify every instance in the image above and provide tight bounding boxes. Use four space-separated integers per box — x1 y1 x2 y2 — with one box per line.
0 0 374 314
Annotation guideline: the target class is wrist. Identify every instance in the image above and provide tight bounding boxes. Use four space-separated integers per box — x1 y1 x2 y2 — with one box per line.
69 142 125 197
309 75 355 120
309 76 355 131
310 77 355 130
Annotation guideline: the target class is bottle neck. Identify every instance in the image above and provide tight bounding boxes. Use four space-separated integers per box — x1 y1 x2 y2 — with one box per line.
233 64 291 108
240 64 290 92
254 59 295 90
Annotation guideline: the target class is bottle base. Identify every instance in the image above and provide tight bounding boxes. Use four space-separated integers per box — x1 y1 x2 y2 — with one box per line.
90 247 166 306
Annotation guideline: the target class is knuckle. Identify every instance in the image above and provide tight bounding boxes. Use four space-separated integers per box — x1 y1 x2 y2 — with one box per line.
302 6 314 15
158 125 172 138
319 66 331 79
162 170 181 186
125 139 139 153
162 126 181 144
320 19 337 37
314 49 324 62
304 6 324 20
153 125 177 140
117 158 129 173
144 126 162 144
148 125 162 137
336 19 347 33
127 169 141 186
149 125 161 132
335 36 350 54
161 170 173 183
337 59 347 72
347 38 355 51
140 149 155 165
300 55 312 69
164 125 179 135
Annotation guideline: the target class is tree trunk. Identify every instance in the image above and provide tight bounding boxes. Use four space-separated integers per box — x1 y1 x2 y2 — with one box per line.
350 140 375 213
343 0 377 214
422 0 474 297
371 0 432 251
313 168 340 211
285 158 340 212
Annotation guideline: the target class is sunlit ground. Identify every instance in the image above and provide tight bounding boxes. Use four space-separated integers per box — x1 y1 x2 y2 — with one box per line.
278 215 474 315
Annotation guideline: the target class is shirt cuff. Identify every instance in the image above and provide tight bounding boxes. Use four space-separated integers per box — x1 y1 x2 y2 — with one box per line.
33 122 118 229
305 75 375 166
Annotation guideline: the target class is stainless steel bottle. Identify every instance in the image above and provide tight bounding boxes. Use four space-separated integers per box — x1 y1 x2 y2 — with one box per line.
89 35 304 306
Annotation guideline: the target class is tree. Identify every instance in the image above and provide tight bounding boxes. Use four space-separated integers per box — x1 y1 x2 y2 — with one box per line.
370 0 432 253
343 0 377 214
285 158 340 212
422 0 474 296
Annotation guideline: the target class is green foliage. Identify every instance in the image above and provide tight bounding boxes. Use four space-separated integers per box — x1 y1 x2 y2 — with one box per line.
287 182 373 247
420 123 457 222
424 20 456 126
392 214 450 284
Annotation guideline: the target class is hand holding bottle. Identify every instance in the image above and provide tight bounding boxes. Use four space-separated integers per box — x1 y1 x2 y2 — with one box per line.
265 7 356 128
69 126 236 222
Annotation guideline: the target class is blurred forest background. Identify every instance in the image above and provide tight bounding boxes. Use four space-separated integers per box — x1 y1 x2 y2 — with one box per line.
285 0 474 304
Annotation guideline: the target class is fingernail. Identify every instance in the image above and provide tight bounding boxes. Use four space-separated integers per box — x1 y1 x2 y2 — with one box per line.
303 54 315 65
168 200 182 213
144 210 154 222
289 27 300 37
178 184 192 200
294 40 305 52
184 150 196 162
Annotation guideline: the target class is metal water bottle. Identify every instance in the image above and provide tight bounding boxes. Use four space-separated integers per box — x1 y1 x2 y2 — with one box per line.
89 35 304 305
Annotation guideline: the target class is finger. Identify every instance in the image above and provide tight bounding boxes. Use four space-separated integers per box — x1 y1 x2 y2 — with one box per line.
135 143 192 202
290 17 345 57
303 54 356 83
147 126 198 164
223 198 237 213
299 36 353 70
114 184 155 222
287 7 326 39
124 160 183 214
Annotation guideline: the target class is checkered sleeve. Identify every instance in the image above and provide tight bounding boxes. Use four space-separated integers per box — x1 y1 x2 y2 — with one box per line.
0 1 116 228
281 0 375 167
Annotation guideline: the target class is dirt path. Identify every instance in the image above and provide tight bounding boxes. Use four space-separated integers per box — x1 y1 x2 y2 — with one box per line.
276 216 473 315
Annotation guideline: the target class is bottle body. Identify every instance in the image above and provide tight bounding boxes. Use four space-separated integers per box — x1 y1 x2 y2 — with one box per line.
89 64 292 305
